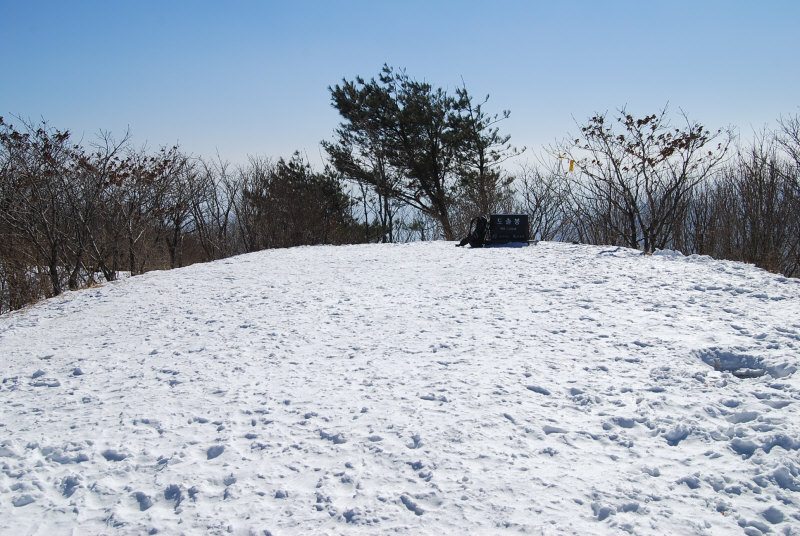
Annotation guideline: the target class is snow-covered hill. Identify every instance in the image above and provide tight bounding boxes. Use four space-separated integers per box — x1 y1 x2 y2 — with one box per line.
2 241 799 535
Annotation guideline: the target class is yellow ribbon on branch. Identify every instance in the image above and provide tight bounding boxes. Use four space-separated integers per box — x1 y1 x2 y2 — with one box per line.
557 154 575 172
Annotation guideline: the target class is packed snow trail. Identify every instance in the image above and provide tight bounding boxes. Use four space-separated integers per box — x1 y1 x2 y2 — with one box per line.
1 241 799 535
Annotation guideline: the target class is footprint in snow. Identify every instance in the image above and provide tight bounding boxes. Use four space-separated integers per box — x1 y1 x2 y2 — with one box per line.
662 425 690 446
133 491 153 511
207 445 225 459
60 475 81 498
526 385 551 396
101 449 128 461
319 430 347 444
164 484 182 509
13 494 37 507
406 434 423 449
400 494 424 516
419 394 448 402
30 370 60 387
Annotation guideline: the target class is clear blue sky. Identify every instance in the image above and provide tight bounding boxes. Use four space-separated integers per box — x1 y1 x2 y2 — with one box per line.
2 0 798 168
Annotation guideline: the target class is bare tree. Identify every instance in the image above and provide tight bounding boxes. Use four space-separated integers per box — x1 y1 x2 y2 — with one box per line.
679 119 799 277
234 156 274 252
188 156 239 261
154 151 194 269
777 114 800 168
558 106 731 252
61 130 133 286
514 161 571 241
0 117 77 296
776 114 800 275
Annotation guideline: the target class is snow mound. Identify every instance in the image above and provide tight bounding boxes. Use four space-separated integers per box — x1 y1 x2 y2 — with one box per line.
2 241 799 534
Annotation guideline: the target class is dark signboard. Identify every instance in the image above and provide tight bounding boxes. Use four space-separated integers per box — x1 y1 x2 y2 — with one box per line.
488 214 529 244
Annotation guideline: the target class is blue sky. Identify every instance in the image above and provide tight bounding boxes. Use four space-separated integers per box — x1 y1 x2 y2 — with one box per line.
2 1 798 168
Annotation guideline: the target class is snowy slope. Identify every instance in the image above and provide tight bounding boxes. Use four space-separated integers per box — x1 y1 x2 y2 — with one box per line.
1 241 799 535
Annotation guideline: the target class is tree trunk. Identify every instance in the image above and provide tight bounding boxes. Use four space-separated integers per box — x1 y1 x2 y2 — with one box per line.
48 254 61 297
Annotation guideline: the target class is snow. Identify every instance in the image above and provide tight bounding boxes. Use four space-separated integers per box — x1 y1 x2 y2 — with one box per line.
1 241 799 535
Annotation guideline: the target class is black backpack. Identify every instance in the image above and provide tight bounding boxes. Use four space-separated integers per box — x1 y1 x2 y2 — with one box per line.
456 216 488 248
